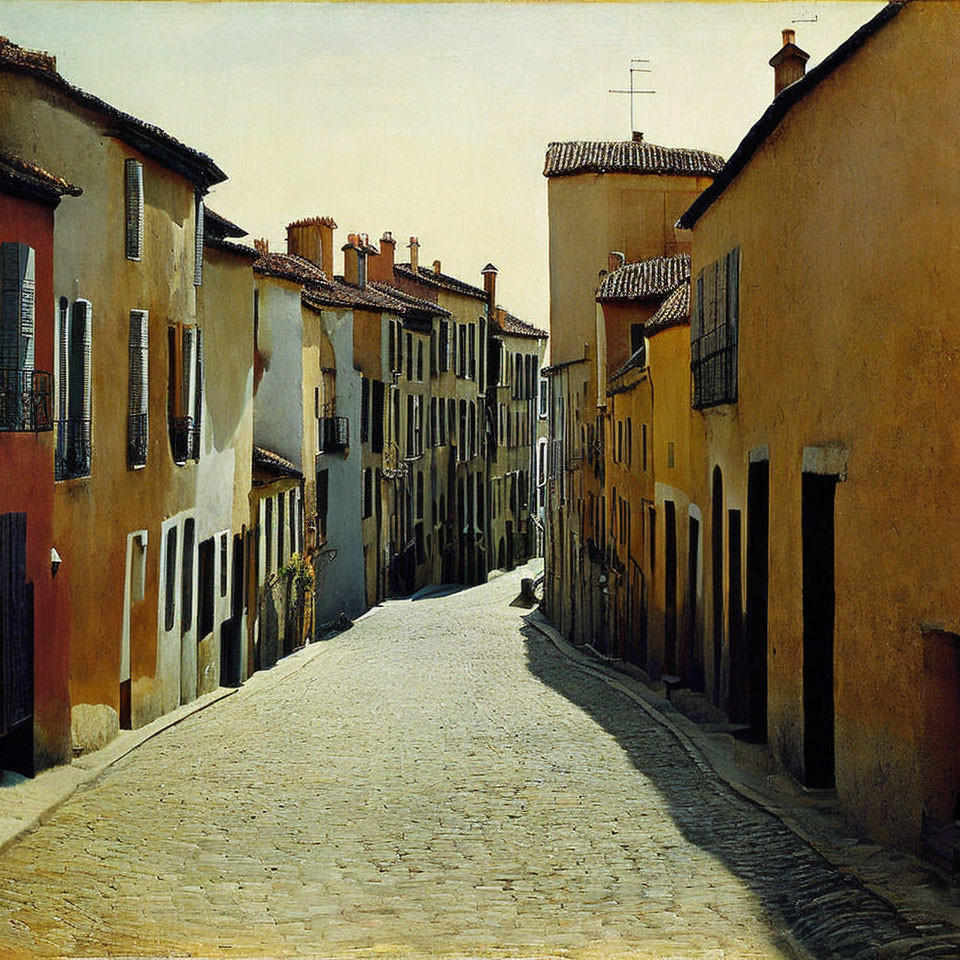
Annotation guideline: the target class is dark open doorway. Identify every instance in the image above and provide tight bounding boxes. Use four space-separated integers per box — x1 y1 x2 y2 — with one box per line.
664 501 678 674
712 467 724 703
686 516 702 690
802 472 837 788
727 510 746 722
746 460 770 741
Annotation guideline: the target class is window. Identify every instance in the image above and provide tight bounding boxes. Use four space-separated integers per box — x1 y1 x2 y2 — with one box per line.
181 518 195 633
277 493 285 568
168 324 202 463
164 526 178 631
127 309 149 468
438 320 450 371
198 536 215 639
630 323 644 356
363 468 373 519
626 418 632 467
668 441 675 469
458 325 466 378
468 323 476 380
124 159 143 261
194 197 204 286
220 532 228 598
371 380 384 453
416 472 424 520
430 397 437 446
416 340 423 382
406 332 413 381
692 247 740 408
289 489 296 554
264 499 273 576
316 469 329 541
478 319 486 393
469 401 476 460
360 377 370 443
538 376 548 419
438 397 446 445
56 299 92 480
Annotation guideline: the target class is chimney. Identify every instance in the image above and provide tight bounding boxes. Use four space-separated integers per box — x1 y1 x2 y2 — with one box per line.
369 230 395 282
481 263 498 311
254 238 269 254
769 28 810 98
433 259 442 275
342 233 361 286
408 236 420 273
632 131 643 143
608 251 625 273
286 216 337 278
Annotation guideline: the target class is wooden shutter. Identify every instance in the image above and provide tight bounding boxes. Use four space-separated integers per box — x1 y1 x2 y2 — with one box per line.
0 243 35 371
125 159 144 261
129 311 149 417
194 198 204 287
371 380 384 453
193 327 203 458
0 511 32 736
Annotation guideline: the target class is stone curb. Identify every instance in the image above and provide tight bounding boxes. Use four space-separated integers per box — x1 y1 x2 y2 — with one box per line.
522 608 960 946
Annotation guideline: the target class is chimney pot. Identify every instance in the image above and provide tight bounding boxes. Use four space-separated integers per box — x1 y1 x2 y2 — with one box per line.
408 236 419 273
433 259 442 275
632 131 644 143
770 28 810 98
254 238 269 254
782 28 795 45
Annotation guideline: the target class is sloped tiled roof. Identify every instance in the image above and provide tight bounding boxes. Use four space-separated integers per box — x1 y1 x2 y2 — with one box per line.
597 254 690 303
368 281 451 317
204 236 259 260
678 2 906 228
494 312 548 340
204 207 246 239
0 36 225 189
395 263 488 301
253 446 301 479
253 252 327 286
0 149 81 203
544 140 725 179
609 345 647 382
645 281 690 336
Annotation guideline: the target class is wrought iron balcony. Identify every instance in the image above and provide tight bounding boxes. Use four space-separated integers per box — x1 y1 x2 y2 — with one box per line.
318 416 349 453
171 415 198 464
0 369 53 432
128 412 148 468
55 418 91 480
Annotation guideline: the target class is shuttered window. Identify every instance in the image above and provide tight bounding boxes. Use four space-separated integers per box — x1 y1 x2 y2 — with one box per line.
194 198 204 287
168 323 203 463
127 309 149 468
0 242 34 370
691 247 740 408
360 377 370 443
125 159 144 261
371 380 384 453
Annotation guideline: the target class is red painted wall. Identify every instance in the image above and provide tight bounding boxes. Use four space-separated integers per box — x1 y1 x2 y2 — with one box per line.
0 192 70 769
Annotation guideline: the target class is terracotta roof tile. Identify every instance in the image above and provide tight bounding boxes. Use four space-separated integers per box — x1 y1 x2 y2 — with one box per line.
544 140 725 179
367 281 451 317
495 312 548 340
0 149 81 202
597 253 690 303
253 446 302 479
0 36 225 189
645 281 690 336
253 252 327 286
395 263 488 301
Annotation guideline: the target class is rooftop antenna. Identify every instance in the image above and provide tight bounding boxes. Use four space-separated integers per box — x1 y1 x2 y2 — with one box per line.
609 58 655 137
791 14 818 23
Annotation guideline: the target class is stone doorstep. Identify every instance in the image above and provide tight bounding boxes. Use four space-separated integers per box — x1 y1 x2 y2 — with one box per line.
523 608 960 936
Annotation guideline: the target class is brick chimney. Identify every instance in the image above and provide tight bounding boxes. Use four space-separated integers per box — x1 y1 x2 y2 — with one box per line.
769 28 810 98
368 231 395 282
342 233 362 286
408 236 420 273
481 263 498 311
632 131 643 143
286 216 337 278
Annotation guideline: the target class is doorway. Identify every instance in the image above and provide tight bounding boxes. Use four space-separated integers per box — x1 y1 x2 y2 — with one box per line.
686 515 702 690
802 472 838 788
746 460 770 740
712 467 724 703
664 501 677 674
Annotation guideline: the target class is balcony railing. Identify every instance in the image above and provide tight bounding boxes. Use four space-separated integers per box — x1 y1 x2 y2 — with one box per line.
318 416 349 453
55 418 91 480
128 412 148 468
171 415 198 464
0 369 53 432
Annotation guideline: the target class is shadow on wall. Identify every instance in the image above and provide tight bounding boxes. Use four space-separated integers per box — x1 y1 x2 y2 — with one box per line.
516 618 938 960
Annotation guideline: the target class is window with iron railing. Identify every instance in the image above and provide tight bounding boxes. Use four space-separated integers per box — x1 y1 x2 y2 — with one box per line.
317 401 349 453
0 369 53 432
692 247 740 409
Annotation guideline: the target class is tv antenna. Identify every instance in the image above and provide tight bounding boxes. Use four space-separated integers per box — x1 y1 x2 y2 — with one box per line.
792 14 818 23
609 58 656 136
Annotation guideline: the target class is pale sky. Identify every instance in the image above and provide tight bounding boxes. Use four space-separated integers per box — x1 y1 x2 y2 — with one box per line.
2 1 883 324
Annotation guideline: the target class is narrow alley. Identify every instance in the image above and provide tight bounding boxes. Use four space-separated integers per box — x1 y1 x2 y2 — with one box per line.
0 567 955 960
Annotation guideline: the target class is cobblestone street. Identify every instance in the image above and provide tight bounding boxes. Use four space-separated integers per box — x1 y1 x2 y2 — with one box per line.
0 567 956 960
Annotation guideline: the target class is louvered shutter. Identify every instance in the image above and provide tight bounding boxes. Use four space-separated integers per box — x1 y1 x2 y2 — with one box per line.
0 243 34 371
193 327 203 459
181 327 194 420
194 198 204 287
57 300 68 419
125 159 144 261
727 247 740 402
128 309 149 466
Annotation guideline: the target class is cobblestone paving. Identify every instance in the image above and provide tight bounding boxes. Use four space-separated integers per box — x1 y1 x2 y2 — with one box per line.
0 569 957 959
